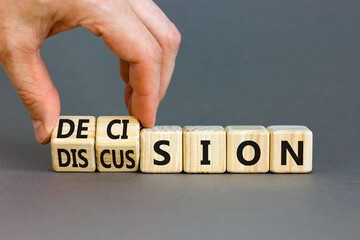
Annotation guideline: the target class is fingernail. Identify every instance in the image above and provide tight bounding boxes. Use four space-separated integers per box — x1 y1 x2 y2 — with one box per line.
33 120 49 144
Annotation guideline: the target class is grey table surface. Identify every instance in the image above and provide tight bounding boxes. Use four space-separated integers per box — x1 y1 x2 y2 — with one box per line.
1 1 360 239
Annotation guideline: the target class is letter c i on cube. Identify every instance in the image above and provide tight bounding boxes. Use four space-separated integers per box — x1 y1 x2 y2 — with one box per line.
95 116 140 172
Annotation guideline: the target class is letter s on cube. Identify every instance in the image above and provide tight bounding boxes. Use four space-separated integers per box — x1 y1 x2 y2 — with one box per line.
140 126 183 173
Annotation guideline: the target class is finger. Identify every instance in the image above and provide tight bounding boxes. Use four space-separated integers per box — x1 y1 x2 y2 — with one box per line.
128 61 160 127
124 83 133 108
77 3 162 127
2 49 60 144
120 59 131 108
129 0 181 100
127 95 133 116
120 59 130 83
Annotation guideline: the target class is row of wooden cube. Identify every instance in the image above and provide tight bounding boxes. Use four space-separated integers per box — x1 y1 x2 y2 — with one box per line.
51 116 313 173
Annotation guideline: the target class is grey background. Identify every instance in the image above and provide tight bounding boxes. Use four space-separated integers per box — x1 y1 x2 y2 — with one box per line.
1 0 359 239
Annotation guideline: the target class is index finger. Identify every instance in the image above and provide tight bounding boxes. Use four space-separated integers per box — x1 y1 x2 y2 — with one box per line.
76 2 162 127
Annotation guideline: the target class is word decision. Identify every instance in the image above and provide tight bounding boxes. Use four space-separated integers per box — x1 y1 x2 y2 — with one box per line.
51 116 313 173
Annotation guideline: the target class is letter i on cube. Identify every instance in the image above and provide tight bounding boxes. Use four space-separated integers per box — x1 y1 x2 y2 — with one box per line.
183 126 226 173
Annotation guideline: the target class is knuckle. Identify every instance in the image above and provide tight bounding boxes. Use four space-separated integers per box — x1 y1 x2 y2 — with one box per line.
146 39 163 63
163 24 181 53
16 87 42 112
0 37 38 65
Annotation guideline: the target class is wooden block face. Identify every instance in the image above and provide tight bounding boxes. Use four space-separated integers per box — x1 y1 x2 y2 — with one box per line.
140 126 182 173
267 126 313 173
226 126 269 173
96 116 140 172
51 116 96 172
183 126 226 173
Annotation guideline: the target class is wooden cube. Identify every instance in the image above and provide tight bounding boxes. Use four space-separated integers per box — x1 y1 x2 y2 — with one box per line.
267 126 313 173
51 116 96 172
95 116 140 172
226 126 269 173
183 126 226 173
140 126 182 173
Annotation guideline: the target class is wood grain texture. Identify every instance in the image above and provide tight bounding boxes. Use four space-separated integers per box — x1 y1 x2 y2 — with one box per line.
267 125 312 173
51 116 96 172
183 126 226 173
226 126 269 173
95 116 140 172
140 126 182 173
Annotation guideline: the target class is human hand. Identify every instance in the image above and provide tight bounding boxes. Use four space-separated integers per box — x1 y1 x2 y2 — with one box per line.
0 0 181 144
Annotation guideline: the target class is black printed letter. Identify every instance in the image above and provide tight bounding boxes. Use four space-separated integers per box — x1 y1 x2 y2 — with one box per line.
121 120 129 139
154 140 170 166
76 119 90 138
237 141 261 166
57 119 75 138
107 120 121 139
100 149 111 168
58 149 70 167
281 141 303 165
200 140 211 165
126 150 135 169
78 149 88 168
113 150 125 168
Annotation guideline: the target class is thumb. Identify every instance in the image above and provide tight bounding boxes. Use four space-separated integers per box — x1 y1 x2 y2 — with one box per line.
2 49 60 144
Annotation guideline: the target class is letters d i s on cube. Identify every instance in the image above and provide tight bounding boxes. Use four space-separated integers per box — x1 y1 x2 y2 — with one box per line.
51 116 96 172
51 116 313 173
